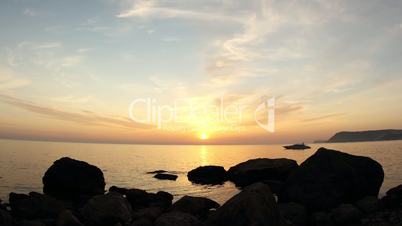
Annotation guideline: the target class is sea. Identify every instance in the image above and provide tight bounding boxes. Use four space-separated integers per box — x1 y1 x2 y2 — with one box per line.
0 139 401 204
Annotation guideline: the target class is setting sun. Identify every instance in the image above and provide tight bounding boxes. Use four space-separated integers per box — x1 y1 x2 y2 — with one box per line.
200 133 209 140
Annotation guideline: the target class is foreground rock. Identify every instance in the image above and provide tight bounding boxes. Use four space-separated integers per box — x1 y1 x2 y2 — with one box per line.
382 184 402 209
155 212 203 226
278 202 307 226
207 182 286 226
280 148 384 211
153 173 178 181
187 166 227 185
227 158 298 187
43 157 105 201
169 196 219 219
80 192 132 226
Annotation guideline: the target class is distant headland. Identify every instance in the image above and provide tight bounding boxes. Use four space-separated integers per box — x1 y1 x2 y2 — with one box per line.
317 129 402 143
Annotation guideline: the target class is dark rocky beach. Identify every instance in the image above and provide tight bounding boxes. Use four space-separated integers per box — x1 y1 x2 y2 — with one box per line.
0 147 401 226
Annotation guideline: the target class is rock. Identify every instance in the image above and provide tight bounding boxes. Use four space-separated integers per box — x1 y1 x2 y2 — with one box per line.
361 208 402 226
207 182 286 226
261 180 285 194
109 186 128 195
330 204 362 224
148 191 173 209
133 207 164 221
56 210 84 226
0 209 14 226
125 189 149 209
155 212 203 226
130 218 153 226
9 192 66 219
280 148 384 211
382 184 402 209
154 173 178 181
147 170 167 174
115 187 173 210
278 202 307 226
80 192 133 226
187 166 227 185
16 220 46 226
169 196 219 219
311 212 330 226
355 196 383 213
43 157 105 200
228 158 298 187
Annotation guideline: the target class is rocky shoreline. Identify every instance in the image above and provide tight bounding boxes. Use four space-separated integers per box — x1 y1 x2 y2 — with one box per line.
0 147 401 226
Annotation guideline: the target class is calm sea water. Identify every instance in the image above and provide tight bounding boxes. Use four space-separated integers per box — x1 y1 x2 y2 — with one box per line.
0 139 401 204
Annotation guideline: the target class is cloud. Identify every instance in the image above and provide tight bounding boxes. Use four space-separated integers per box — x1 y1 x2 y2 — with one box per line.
23 8 37 17
117 0 243 23
0 95 152 129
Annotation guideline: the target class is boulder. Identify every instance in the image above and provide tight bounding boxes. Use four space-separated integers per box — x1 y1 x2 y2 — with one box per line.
355 196 383 213
278 202 307 226
154 173 178 181
280 148 384 211
132 207 164 221
330 204 362 224
228 158 298 187
155 212 203 226
382 184 402 209
311 212 330 226
169 196 219 219
187 166 227 185
147 191 173 209
206 182 286 226
0 209 14 226
43 157 105 200
56 210 84 226
130 218 153 226
80 192 133 226
16 220 46 226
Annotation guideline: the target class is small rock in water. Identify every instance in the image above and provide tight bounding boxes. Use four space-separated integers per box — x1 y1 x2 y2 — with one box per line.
187 166 227 185
147 170 167 174
153 173 178 181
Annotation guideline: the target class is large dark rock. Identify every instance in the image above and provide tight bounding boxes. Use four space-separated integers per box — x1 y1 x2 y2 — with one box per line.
9 192 65 219
56 210 84 226
355 196 383 213
278 202 307 226
187 166 227 185
43 157 105 200
382 184 402 209
0 209 14 226
80 192 133 226
207 182 286 226
280 148 384 211
169 196 219 219
330 204 362 224
155 211 203 226
227 158 298 187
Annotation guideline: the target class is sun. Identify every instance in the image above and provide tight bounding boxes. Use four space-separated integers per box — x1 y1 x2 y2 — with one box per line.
200 132 209 140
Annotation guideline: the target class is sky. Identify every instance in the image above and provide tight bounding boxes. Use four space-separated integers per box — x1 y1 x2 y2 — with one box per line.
0 0 402 144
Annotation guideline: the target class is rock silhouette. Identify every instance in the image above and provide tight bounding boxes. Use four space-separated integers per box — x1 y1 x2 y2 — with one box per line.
42 157 105 201
187 165 227 185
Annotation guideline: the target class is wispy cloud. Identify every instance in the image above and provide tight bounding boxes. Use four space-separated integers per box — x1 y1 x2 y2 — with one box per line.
0 67 30 91
0 95 152 129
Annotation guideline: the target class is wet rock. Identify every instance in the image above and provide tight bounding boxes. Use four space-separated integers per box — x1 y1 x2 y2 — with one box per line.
278 202 307 226
56 210 84 226
187 166 227 185
207 182 286 226
382 184 402 209
9 192 66 219
169 196 219 219
80 192 133 226
155 211 203 226
330 204 362 224
43 157 105 200
154 173 178 181
0 209 14 226
355 196 383 213
280 148 384 211
228 158 298 187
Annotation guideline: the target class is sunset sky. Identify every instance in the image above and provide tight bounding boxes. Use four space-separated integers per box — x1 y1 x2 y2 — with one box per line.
1 0 402 144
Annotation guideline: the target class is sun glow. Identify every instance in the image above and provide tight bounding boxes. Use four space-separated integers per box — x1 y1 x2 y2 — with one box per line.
200 132 209 140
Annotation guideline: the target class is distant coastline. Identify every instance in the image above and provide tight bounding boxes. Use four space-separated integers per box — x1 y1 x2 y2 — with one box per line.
316 129 402 143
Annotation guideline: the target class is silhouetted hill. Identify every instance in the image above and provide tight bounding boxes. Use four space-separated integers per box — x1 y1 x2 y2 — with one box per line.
327 129 402 143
